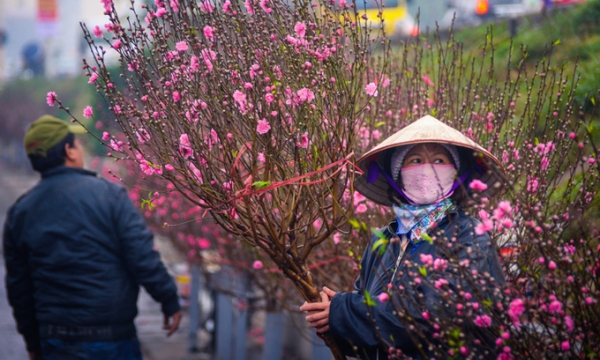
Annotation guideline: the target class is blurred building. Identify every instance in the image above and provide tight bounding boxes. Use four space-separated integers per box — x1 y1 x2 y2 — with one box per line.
0 0 134 82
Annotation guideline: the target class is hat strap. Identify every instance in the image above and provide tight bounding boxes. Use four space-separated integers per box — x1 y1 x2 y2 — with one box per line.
367 161 485 203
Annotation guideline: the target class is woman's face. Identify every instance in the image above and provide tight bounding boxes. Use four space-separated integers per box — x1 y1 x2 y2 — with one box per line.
402 143 453 168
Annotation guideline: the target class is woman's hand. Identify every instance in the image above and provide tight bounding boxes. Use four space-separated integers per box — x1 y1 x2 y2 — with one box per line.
299 286 337 333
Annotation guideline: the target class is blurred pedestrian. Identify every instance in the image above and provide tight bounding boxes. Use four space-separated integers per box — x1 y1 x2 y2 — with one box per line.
3 115 182 360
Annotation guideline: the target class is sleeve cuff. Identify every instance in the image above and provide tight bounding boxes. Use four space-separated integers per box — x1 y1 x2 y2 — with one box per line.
161 294 181 317
25 335 41 352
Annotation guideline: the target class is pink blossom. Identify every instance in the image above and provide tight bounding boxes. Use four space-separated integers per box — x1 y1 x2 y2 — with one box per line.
294 22 307 38
46 91 57 107
513 149 520 160
422 75 434 87
259 0 272 13
156 7 167 17
433 258 448 271
475 219 493 235
333 233 341 244
113 105 121 114
203 26 215 41
339 0 346 6
200 1 214 12
498 200 512 215
252 260 263 269
136 129 150 143
112 40 122 50
296 88 315 103
256 119 271 134
377 292 389 303
561 341 570 351
469 179 488 192
100 0 112 13
102 132 110 141
365 82 378 97
500 219 514 228
548 260 557 270
382 77 390 87
140 160 155 175
300 132 309 148
188 162 202 183
179 134 194 158
222 0 231 12
176 41 188 51
197 238 210 249
265 93 274 103
83 106 93 118
586 297 594 305
564 315 574 332
508 298 525 325
257 152 266 163
498 354 514 360
244 0 254 14
548 299 562 314
419 254 433 267
589 158 596 164
355 203 368 214
110 139 123 152
233 90 247 105
527 177 539 193
434 278 448 289
165 164 175 171
92 25 103 38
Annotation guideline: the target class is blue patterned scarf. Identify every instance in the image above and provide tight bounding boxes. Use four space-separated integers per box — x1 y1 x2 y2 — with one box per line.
392 199 455 243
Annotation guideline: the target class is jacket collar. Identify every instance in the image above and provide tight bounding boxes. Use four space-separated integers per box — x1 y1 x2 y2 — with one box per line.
41 166 97 179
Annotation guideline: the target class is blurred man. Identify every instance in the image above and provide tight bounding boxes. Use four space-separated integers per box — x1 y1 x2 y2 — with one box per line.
3 115 182 360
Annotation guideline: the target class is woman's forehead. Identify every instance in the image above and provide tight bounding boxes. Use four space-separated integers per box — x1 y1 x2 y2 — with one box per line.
406 143 450 156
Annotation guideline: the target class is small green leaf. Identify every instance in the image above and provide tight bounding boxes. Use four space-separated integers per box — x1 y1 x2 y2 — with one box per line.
553 39 561 46
534 137 540 146
421 233 433 244
348 218 361 229
372 238 388 256
483 298 493 308
591 97 596 106
364 290 376 307
252 181 271 189
374 121 386 127
372 228 386 240
140 198 155 211
419 266 427 277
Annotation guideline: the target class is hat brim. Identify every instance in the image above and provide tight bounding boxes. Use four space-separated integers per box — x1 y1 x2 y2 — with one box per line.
354 115 506 206
68 124 88 134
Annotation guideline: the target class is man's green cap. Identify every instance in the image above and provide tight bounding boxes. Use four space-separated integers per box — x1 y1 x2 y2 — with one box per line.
24 115 87 157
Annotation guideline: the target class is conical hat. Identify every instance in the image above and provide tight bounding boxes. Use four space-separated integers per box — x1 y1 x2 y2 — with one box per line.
355 115 506 206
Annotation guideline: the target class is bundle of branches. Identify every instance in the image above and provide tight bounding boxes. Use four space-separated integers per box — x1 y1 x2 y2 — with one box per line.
101 157 359 313
55 0 389 356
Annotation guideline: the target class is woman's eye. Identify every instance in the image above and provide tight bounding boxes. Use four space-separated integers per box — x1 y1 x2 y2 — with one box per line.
434 159 443 164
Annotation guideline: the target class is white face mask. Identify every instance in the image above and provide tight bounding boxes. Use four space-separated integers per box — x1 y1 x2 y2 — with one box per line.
400 164 457 205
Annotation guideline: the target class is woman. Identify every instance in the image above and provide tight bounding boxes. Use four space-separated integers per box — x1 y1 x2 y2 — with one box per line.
301 115 506 359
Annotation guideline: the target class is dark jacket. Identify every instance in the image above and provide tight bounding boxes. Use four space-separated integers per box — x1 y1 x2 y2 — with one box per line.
3 166 180 352
328 208 506 359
